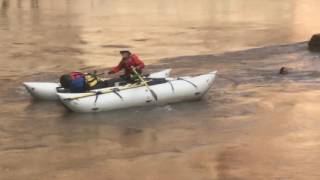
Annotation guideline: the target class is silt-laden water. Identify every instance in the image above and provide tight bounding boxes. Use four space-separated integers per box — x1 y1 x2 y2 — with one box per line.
1 0 320 180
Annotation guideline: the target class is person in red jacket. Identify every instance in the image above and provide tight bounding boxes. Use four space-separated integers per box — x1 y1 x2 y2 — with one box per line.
108 50 145 82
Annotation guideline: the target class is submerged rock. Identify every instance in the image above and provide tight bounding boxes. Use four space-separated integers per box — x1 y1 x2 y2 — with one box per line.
308 34 320 52
279 67 289 75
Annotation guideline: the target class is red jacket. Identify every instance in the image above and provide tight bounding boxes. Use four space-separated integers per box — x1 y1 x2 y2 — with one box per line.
110 54 145 76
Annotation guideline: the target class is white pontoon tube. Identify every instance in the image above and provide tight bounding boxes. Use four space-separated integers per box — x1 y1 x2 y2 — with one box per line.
57 71 217 113
23 69 172 100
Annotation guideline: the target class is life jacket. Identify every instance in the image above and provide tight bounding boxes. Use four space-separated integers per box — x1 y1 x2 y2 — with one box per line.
84 73 101 88
110 54 145 77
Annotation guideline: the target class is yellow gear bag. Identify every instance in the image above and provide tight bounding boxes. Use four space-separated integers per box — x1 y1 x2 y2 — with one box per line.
84 74 100 88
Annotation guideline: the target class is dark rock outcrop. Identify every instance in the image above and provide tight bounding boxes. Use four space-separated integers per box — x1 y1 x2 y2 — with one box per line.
308 34 320 52
279 67 289 75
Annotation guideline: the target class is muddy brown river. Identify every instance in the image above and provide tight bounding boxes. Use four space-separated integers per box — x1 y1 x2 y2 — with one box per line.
1 0 320 180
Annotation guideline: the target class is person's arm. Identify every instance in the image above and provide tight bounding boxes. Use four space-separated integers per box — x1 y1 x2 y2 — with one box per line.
108 60 124 74
132 54 145 70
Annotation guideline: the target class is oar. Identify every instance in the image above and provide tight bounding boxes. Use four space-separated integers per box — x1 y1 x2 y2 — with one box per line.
132 68 158 101
89 70 104 77
63 83 145 101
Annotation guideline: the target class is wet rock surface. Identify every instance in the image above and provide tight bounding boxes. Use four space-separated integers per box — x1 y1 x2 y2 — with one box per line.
308 34 320 52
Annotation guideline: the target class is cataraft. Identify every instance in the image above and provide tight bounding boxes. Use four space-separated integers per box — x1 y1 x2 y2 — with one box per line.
23 69 172 100
57 71 217 113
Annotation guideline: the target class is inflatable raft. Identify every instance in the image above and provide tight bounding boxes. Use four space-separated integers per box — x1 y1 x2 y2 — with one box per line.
23 69 172 100
57 71 217 113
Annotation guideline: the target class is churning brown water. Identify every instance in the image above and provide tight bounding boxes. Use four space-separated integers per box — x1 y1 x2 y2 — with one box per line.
1 0 320 180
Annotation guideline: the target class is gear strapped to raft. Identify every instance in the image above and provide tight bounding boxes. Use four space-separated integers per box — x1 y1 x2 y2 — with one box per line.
60 72 103 93
63 78 168 102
